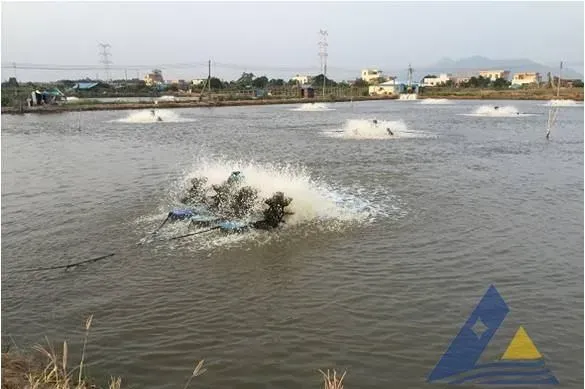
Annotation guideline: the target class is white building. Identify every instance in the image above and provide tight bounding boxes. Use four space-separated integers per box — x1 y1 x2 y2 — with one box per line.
292 74 311 84
421 73 453 87
191 79 206 86
511 72 541 86
368 79 398 96
479 70 511 81
361 69 384 83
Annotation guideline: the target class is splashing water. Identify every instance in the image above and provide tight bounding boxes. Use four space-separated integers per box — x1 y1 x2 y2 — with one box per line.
460 105 535 117
290 103 335 111
178 159 379 224
419 98 450 105
324 119 434 140
114 109 195 123
137 158 400 248
398 94 418 101
542 99 583 107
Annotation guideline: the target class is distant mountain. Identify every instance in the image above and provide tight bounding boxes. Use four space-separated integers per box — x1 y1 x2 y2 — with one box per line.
389 56 583 82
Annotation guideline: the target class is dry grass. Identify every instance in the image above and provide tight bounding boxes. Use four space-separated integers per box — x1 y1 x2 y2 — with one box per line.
318 369 347 389
1 315 206 389
2 315 346 388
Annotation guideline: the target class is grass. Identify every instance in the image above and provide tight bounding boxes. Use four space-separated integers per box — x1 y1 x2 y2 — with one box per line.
1 315 206 389
420 86 584 100
2 315 347 388
319 369 347 389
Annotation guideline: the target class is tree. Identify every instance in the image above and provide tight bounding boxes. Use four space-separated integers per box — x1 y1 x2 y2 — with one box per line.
269 78 285 87
492 77 510 89
209 77 224 89
312 74 337 87
573 79 584 88
6 77 19 87
252 76 269 88
236 72 255 87
352 78 369 88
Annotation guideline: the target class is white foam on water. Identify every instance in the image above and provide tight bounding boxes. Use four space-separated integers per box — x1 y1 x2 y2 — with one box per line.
459 105 536 117
398 94 418 101
136 158 401 249
323 119 434 140
114 109 195 123
290 103 335 111
419 98 450 105
542 99 583 107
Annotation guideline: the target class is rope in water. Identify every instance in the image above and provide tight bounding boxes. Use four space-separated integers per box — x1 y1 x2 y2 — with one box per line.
12 253 116 273
168 226 222 241
11 190 292 274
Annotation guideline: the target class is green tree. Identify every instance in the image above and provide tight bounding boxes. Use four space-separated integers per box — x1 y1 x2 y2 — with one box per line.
236 72 255 87
209 77 224 89
252 76 269 88
492 77 510 89
352 78 369 88
269 78 285 87
573 79 584 88
312 74 337 87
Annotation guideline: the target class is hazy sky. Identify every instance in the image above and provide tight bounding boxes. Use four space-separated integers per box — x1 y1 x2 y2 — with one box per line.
1 1 583 81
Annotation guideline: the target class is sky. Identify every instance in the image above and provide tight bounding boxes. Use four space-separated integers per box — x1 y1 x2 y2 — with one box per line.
1 1 584 82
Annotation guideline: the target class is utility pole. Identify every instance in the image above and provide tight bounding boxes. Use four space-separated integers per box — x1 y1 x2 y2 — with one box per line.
318 29 328 98
199 58 212 102
98 43 112 82
12 62 17 97
208 59 212 93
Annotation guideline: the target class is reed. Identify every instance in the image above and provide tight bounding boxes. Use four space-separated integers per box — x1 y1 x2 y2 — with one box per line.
1 315 205 389
2 315 348 388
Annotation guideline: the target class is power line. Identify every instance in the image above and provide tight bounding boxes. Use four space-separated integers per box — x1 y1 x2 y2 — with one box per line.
98 43 112 81
1 61 361 74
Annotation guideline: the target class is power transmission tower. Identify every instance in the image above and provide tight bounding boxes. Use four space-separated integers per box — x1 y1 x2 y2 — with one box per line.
98 43 112 82
318 29 328 98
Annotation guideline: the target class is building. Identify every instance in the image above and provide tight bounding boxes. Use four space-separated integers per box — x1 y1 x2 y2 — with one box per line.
395 80 421 94
29 87 66 106
300 84 315 98
511 72 541 86
368 79 398 96
144 69 164 86
168 79 189 89
479 70 511 81
292 74 311 85
191 79 206 86
421 73 453 87
361 69 384 83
